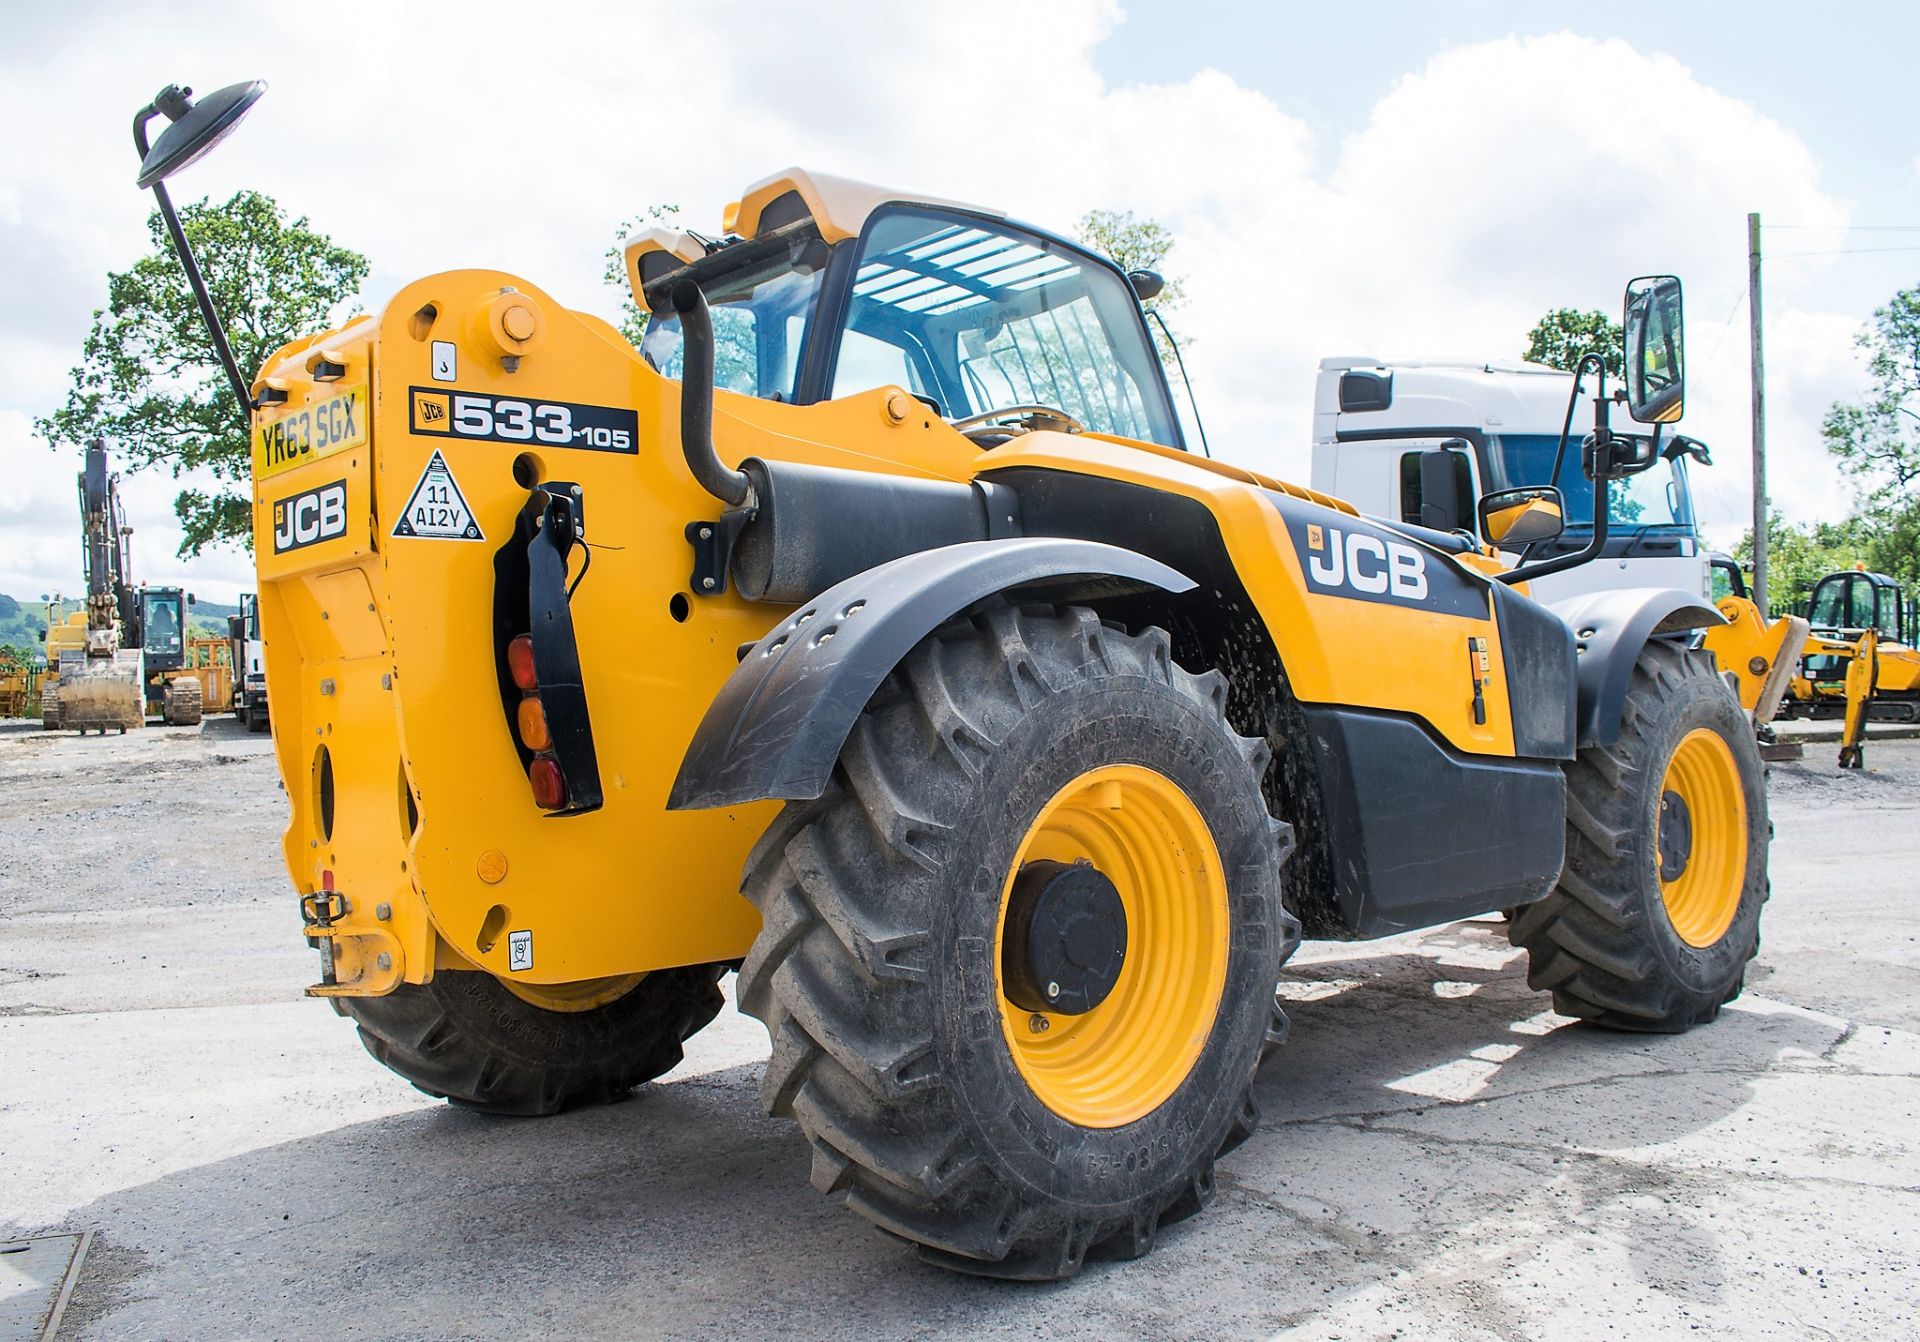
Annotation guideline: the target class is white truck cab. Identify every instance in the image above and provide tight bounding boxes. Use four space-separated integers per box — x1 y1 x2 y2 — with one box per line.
1310 357 1710 604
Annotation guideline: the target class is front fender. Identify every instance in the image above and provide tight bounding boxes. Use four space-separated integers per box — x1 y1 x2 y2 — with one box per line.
667 538 1193 810
1551 587 1726 748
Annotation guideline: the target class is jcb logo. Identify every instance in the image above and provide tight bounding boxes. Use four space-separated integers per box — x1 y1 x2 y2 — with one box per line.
1306 525 1429 601
272 480 348 554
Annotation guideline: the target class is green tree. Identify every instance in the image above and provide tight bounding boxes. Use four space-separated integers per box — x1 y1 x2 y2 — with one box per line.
1524 308 1624 378
1074 209 1187 364
1734 514 1878 617
1823 284 1920 507
37 191 368 555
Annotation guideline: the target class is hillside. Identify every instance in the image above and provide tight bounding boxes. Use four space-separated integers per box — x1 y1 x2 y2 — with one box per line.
0 593 233 654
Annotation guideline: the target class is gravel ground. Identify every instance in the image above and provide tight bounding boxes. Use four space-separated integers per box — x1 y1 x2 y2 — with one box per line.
2 717 1916 1340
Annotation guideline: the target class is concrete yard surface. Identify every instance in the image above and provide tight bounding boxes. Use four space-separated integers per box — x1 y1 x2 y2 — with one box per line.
2 717 1917 1339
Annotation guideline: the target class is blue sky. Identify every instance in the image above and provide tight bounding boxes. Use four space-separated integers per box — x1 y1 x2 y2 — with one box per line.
1098 2 1920 320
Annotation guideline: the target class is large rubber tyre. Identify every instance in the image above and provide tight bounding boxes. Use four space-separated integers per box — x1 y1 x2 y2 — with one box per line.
40 688 60 731
163 677 203 726
247 705 270 733
335 965 726 1116
738 605 1295 1279
1509 640 1767 1031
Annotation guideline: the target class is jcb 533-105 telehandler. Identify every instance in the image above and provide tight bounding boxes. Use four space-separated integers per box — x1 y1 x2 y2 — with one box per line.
135 80 1769 1279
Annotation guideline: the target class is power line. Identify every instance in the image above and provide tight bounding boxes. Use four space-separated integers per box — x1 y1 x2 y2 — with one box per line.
1767 245 1920 258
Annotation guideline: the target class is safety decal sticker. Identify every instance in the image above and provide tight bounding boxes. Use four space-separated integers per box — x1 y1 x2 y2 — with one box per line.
393 450 482 541
507 930 533 972
408 386 637 453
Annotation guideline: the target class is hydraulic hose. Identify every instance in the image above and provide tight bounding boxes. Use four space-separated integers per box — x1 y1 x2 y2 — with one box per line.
670 281 753 507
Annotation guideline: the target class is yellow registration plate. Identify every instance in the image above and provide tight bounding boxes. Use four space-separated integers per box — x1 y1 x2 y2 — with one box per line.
254 384 369 479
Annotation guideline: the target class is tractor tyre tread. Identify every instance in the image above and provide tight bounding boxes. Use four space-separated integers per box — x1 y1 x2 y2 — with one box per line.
334 965 725 1116
1509 640 1768 1033
737 604 1291 1279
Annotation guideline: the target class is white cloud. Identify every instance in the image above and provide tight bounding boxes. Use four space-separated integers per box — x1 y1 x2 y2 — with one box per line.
0 10 1867 598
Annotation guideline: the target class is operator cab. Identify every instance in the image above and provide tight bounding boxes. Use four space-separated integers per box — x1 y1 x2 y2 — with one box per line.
1808 569 1910 643
140 586 189 673
626 169 1186 451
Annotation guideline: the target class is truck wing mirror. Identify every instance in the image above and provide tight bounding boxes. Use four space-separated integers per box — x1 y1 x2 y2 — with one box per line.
1624 274 1685 424
1416 443 1471 533
1479 486 1566 547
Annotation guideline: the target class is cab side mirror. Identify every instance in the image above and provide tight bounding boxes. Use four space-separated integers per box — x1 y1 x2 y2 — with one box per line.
1416 445 1471 533
1624 274 1685 424
1128 270 1165 302
1479 486 1566 546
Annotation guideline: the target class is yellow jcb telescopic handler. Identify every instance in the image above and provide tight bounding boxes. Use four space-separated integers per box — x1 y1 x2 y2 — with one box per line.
135 80 1770 1279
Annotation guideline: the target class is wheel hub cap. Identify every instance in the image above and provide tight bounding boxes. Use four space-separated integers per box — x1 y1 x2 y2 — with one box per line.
1002 860 1128 1015
1657 789 1693 881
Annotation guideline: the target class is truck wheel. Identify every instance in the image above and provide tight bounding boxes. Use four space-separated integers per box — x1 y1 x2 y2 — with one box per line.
40 689 60 730
335 965 726 1116
737 606 1295 1279
247 706 269 733
1509 640 1767 1031
163 677 203 726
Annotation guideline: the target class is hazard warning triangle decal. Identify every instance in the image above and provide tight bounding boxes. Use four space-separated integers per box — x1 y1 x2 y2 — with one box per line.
393 450 482 540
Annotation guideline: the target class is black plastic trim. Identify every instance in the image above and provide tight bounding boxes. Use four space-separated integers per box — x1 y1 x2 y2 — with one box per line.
1550 588 1725 748
668 538 1195 810
1300 706 1566 936
1491 582 1577 759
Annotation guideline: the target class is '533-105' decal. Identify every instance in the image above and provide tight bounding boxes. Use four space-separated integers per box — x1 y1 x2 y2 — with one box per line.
409 387 637 453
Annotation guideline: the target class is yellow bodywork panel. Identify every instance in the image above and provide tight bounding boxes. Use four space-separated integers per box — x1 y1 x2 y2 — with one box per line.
980 434 1517 757
250 270 1528 993
252 271 984 989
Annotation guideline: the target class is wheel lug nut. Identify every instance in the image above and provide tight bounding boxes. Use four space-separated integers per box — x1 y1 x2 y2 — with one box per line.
1046 981 1061 999
1028 1013 1050 1033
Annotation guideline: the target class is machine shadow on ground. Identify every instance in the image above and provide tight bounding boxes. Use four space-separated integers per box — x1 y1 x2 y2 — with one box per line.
54 924 1837 1340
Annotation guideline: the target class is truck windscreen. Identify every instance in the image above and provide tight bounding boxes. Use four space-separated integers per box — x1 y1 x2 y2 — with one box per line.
1494 432 1693 532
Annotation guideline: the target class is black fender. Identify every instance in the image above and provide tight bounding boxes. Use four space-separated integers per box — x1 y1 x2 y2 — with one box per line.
667 538 1195 810
1550 587 1726 749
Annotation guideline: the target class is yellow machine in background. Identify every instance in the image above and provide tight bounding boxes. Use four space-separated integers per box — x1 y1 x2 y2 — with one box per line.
0 647 31 718
1702 557 1809 733
140 77 1772 1281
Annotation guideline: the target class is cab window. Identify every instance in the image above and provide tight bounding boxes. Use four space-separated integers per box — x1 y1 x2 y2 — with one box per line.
829 207 1181 447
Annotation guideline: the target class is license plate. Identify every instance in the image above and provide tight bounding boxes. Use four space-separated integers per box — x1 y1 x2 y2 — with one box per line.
255 384 369 479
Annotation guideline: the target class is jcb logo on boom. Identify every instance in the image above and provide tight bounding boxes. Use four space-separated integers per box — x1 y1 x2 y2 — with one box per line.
273 480 348 554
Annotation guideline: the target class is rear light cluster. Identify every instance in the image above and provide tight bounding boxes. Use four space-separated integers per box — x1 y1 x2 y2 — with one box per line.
508 634 565 811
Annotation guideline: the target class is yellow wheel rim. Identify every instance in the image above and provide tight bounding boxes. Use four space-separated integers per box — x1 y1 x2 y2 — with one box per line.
995 764 1230 1129
1657 728 1747 948
502 972 645 1013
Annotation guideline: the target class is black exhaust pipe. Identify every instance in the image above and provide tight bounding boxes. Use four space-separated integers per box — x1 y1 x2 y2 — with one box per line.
670 281 753 507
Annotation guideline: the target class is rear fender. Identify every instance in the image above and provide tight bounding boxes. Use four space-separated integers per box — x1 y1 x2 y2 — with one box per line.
1551 588 1726 748
667 538 1194 810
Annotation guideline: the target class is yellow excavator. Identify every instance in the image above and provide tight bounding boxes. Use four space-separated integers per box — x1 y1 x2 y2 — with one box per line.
41 440 205 732
134 78 1773 1280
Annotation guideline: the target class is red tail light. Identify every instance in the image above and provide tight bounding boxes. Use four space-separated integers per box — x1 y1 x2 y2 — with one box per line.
507 635 537 691
528 757 566 810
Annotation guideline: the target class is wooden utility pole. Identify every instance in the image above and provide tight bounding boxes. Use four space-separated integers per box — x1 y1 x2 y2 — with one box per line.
1748 212 1768 613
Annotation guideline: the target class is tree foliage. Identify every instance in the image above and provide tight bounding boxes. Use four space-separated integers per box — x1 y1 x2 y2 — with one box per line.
1075 209 1187 365
37 191 368 556
1823 285 1920 506
1524 307 1624 378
